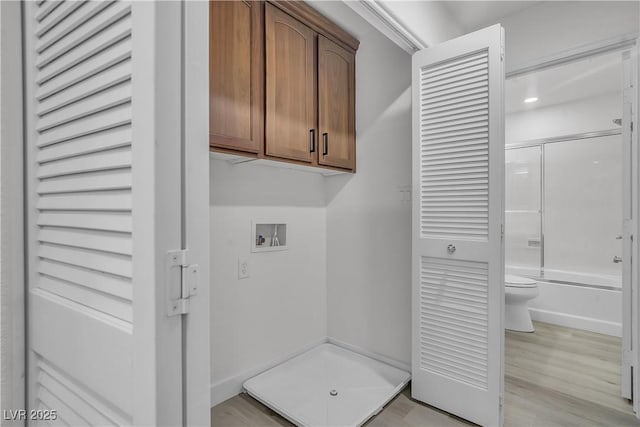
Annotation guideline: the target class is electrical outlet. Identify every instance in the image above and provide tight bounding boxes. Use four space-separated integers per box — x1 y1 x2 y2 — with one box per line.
397 186 411 203
238 257 249 279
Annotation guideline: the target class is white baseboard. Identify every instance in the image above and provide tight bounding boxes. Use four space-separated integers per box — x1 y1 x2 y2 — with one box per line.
210 337 410 408
529 308 622 337
326 337 411 373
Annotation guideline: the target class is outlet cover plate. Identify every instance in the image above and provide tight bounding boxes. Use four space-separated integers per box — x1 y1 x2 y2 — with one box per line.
238 257 249 279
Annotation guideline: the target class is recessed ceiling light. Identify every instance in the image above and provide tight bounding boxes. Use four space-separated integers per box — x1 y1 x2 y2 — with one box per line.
524 97 539 104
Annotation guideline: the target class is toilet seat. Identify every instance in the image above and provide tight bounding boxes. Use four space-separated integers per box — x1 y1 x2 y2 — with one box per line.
505 274 537 288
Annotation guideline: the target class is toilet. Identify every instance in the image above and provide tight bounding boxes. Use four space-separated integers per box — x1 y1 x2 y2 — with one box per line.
505 274 539 332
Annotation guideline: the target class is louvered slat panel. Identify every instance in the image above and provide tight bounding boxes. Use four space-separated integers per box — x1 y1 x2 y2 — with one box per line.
421 106 487 123
37 36 131 101
37 126 131 163
38 191 131 211
423 102 487 123
38 244 132 278
38 275 132 322
421 142 487 158
420 51 489 240
37 386 87 426
37 81 131 132
36 13 131 83
421 89 487 110
37 1 112 54
38 104 132 147
420 311 487 333
38 169 131 194
421 71 488 96
422 60 488 84
421 86 488 110
31 0 133 324
35 0 85 38
38 60 131 116
37 146 131 178
421 80 487 106
38 228 132 255
422 147 487 162
38 211 131 232
37 1 131 70
37 360 129 425
39 259 131 300
423 133 488 148
420 257 489 390
36 0 64 22
420 52 487 77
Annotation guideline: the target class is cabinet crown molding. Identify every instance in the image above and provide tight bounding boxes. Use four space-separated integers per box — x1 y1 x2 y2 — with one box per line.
268 0 360 52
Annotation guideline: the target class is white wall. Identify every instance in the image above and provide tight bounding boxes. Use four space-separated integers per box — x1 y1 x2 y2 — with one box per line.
209 160 327 405
507 93 621 142
309 1 414 366
500 1 639 73
379 1 464 47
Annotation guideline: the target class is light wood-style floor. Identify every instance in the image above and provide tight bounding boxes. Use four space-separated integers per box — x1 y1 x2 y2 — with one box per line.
212 322 637 426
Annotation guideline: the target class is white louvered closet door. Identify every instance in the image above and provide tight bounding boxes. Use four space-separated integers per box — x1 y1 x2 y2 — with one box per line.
411 25 505 427
21 1 202 425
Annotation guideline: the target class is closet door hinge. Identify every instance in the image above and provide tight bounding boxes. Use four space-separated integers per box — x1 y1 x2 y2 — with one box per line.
166 249 199 316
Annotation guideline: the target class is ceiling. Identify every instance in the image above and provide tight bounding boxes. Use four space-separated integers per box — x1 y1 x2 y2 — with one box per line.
506 50 622 113
438 1 541 32
357 1 624 111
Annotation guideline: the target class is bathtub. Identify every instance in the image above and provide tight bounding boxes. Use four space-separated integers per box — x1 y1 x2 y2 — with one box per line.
507 266 622 336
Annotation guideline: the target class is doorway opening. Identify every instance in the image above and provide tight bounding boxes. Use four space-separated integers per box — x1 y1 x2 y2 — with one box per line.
503 47 636 423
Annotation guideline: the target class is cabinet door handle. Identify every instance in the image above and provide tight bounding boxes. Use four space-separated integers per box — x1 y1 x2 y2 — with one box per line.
309 129 316 153
322 133 328 156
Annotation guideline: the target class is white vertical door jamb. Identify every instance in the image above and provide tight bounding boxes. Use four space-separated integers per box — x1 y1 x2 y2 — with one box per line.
182 0 211 425
633 37 640 418
131 1 183 424
0 1 25 420
621 48 634 401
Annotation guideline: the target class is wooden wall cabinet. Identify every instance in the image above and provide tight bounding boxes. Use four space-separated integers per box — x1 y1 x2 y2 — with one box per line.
265 4 317 164
318 35 356 170
209 1 359 172
209 0 263 154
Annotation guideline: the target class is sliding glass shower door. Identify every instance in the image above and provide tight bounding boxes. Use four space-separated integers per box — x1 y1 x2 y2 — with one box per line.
505 146 542 276
544 136 622 285
505 135 622 287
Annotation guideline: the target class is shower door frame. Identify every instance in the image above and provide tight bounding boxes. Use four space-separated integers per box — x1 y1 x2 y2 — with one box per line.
505 127 624 285
506 37 640 417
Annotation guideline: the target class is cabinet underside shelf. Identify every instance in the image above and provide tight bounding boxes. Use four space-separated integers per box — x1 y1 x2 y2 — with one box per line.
209 150 349 176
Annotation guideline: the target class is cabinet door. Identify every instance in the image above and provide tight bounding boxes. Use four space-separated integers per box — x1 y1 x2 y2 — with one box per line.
265 3 317 163
210 1 263 153
318 35 356 170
